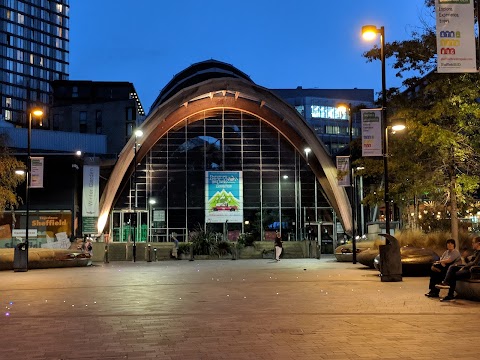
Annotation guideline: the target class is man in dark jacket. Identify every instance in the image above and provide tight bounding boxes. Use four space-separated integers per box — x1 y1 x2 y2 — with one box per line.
436 236 480 301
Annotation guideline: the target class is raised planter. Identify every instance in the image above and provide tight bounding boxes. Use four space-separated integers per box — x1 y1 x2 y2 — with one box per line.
0 248 91 271
456 266 480 301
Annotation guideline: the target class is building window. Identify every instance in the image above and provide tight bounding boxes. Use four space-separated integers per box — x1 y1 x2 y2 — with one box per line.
126 107 135 121
5 110 12 121
79 111 87 133
6 97 12 108
95 110 102 134
325 125 341 135
295 105 304 116
53 114 61 130
311 105 348 120
126 122 133 138
72 86 78 98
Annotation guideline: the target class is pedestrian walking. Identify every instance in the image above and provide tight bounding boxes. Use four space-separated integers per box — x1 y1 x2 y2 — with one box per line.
274 230 283 261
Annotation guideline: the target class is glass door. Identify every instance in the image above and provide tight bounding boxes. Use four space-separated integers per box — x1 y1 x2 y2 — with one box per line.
110 210 148 242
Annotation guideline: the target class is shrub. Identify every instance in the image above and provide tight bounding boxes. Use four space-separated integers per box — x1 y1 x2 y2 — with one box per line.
189 224 216 255
382 229 476 256
215 240 232 256
237 232 255 248
177 242 191 256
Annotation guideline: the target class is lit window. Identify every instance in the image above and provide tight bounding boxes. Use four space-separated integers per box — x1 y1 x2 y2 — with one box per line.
6 98 12 108
325 125 341 134
5 110 12 121
56 3 63 13
30 53 34 64
295 105 304 116
18 13 24 24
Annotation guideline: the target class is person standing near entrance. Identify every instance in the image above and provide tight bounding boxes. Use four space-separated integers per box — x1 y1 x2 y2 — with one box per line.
274 230 283 261
171 234 179 259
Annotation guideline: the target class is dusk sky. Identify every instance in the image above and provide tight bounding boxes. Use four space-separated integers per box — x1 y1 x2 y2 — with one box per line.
69 0 432 112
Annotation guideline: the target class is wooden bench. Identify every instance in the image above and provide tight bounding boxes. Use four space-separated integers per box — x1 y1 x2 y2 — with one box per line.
456 266 480 301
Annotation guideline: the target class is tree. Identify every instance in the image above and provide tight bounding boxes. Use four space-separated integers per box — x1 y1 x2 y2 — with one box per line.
362 0 480 244
0 134 25 213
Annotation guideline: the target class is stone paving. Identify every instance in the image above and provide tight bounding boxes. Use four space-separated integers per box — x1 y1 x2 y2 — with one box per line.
1 256 479 360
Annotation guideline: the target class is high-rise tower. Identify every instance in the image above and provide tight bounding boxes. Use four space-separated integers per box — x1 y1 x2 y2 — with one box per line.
0 0 69 126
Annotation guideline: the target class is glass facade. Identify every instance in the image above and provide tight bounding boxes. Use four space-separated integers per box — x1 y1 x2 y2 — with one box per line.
0 0 69 125
273 91 375 156
111 109 337 245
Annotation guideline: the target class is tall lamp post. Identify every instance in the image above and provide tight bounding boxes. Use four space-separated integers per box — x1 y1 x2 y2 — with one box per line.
363 25 406 282
303 147 311 246
338 103 357 263
362 25 406 235
14 108 43 272
133 129 143 262
361 25 393 234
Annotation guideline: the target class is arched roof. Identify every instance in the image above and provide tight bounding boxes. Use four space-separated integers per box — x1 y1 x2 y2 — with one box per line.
98 68 352 235
150 60 253 111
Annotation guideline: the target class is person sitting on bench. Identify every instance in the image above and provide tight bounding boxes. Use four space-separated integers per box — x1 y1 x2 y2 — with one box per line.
436 236 480 301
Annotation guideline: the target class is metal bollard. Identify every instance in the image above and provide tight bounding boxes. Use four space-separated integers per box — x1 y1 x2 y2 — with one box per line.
147 244 152 262
104 244 109 263
153 248 157 261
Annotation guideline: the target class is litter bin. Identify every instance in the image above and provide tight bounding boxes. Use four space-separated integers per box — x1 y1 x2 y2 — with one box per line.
14 242 28 272
379 234 402 282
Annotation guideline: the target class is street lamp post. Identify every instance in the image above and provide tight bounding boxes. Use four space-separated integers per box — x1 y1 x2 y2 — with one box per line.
303 147 311 251
132 129 143 262
363 25 406 282
148 199 156 242
362 25 391 234
14 108 43 272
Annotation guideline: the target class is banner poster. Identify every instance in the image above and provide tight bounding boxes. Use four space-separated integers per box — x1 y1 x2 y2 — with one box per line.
30 157 44 188
436 0 477 73
205 171 243 223
82 162 99 234
336 156 350 187
361 109 383 157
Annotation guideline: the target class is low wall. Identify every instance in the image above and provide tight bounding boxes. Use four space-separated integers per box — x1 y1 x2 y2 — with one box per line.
93 241 309 262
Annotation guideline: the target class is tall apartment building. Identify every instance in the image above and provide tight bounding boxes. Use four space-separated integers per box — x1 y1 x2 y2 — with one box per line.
0 0 69 126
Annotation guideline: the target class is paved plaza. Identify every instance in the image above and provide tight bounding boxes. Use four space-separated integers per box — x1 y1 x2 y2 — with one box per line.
1 256 479 360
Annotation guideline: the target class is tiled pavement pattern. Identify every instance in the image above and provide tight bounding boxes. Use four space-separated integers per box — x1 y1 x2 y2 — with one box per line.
1 256 479 360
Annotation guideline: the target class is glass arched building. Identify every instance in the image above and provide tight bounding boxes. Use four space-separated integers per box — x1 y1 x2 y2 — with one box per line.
99 60 352 253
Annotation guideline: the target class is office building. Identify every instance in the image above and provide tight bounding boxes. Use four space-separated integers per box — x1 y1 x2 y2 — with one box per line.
0 0 69 126
50 80 145 155
272 88 375 155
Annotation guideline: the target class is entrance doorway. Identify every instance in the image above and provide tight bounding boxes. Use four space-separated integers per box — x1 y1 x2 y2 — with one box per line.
111 210 148 242
304 222 337 254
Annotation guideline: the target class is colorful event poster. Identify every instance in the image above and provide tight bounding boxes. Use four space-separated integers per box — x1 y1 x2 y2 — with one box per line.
436 0 477 73
205 171 243 223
